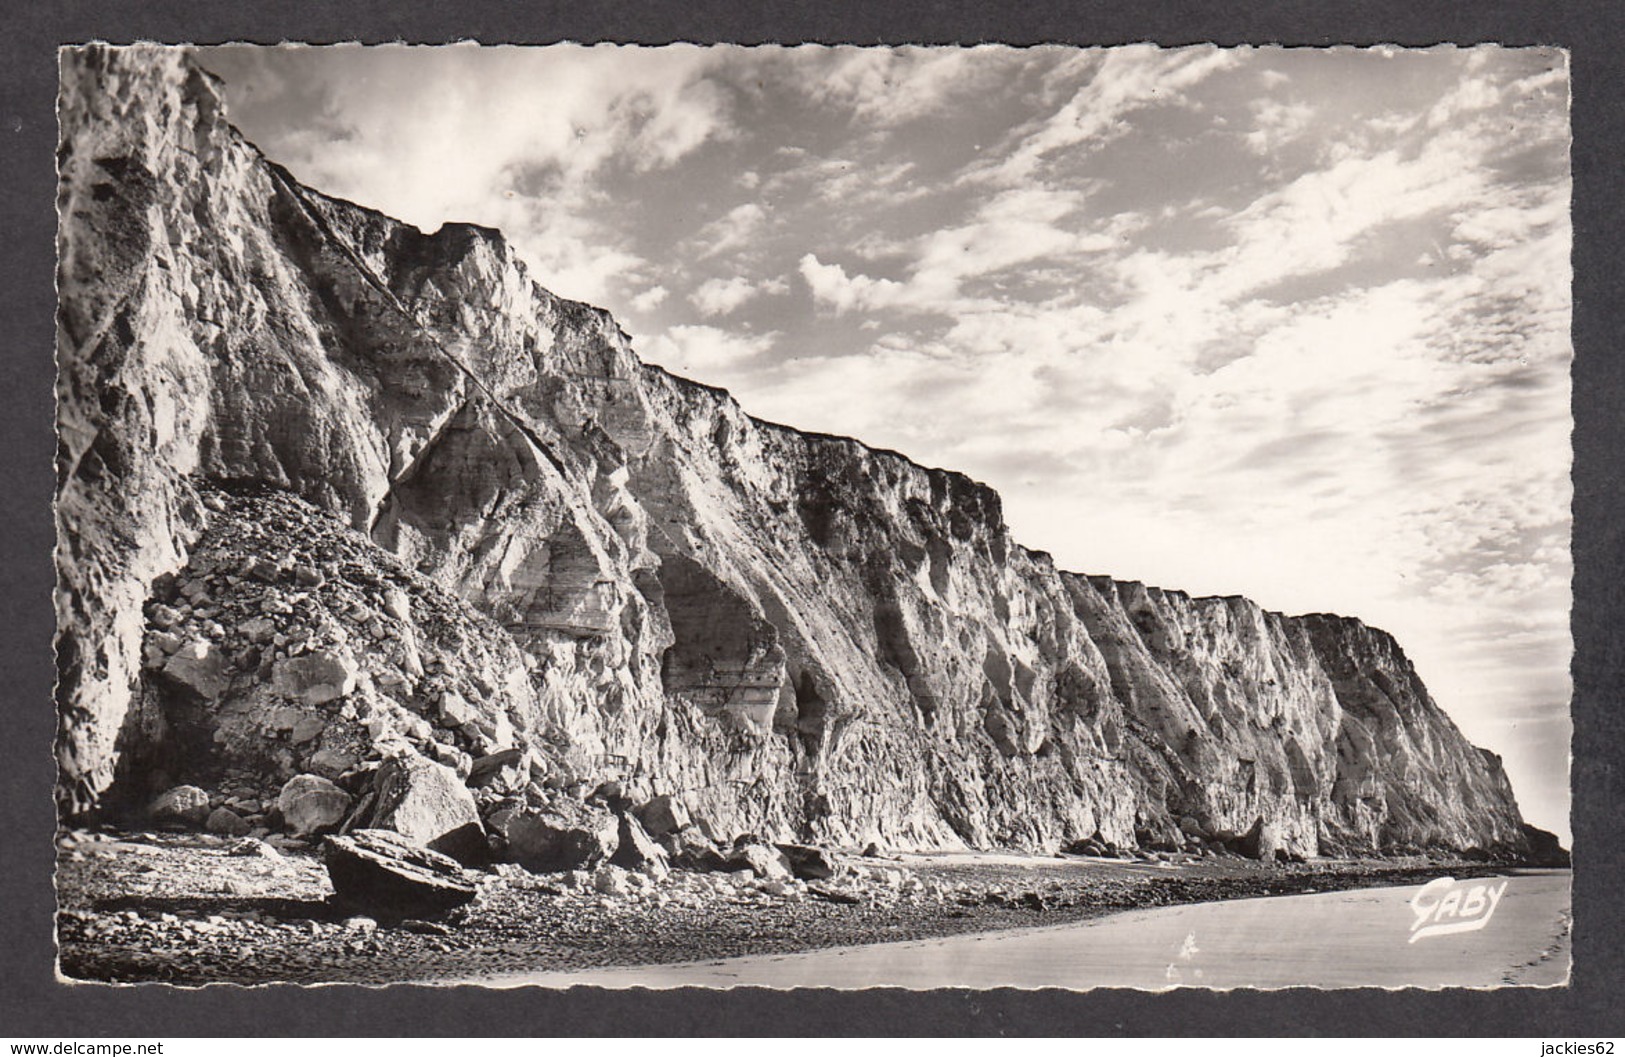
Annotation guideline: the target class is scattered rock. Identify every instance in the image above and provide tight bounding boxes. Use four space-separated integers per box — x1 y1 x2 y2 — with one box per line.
228 837 282 859
368 753 486 865
277 774 352 837
289 715 326 744
382 588 412 623
467 748 527 790
808 885 862 905
776 843 840 881
148 785 211 827
161 641 230 699
426 740 472 779
589 780 631 812
323 829 477 920
307 748 356 780
730 843 794 881
592 865 630 897
499 800 619 873
267 706 303 732
272 647 359 706
610 813 669 876
239 616 277 644
399 918 451 936
205 806 251 837
634 794 690 839
663 825 729 871
438 691 478 728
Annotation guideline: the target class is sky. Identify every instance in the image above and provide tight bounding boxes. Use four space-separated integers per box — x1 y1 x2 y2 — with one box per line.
196 44 1573 842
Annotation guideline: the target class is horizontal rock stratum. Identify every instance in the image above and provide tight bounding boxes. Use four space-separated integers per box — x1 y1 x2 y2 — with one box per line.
54 46 1536 859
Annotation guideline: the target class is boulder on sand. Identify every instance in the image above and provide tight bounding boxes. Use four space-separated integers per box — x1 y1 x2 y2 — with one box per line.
729 843 794 881
499 800 619 873
323 829 477 920
776 842 841 881
277 774 352 837
368 753 486 865
206 806 251 836
1232 816 1281 861
148 785 212 827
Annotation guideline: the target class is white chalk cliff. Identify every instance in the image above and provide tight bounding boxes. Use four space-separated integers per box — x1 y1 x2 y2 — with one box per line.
54 46 1538 859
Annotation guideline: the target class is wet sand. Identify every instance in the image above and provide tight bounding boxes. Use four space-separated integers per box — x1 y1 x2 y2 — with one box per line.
476 868 1570 990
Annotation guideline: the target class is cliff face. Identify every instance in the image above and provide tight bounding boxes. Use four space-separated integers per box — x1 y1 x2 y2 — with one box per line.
54 47 1531 857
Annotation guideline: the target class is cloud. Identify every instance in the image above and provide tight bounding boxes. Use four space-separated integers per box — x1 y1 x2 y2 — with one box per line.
629 285 669 312
798 187 1125 316
200 43 738 305
690 275 789 316
1245 98 1315 154
640 324 779 379
798 254 906 314
695 202 768 260
964 45 1239 186
802 46 1036 127
1427 75 1503 128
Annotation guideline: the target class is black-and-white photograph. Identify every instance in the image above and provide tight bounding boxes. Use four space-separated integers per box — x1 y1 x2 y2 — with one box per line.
53 42 1572 989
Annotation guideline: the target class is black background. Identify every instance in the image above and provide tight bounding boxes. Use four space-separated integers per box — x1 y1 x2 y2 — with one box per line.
2 0 1620 1037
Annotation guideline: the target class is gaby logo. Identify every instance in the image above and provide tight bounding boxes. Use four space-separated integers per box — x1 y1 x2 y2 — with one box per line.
1408 875 1509 943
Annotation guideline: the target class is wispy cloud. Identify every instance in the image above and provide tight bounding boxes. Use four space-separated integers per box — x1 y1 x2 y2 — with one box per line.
962 45 1239 187
691 275 789 316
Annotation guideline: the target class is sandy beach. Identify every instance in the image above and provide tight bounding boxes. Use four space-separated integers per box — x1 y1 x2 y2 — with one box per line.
474 869 1571 990
54 827 1551 986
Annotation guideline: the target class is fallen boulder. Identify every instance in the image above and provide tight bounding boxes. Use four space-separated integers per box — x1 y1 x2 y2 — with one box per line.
228 837 281 859
307 748 356 780
729 842 794 881
610 812 670 876
368 753 486 865
272 647 359 706
776 843 841 881
206 806 251 836
323 829 477 920
634 795 690 839
1231 816 1281 861
663 825 729 871
148 785 211 827
467 748 528 792
277 774 352 837
500 800 619 873
161 641 230 699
